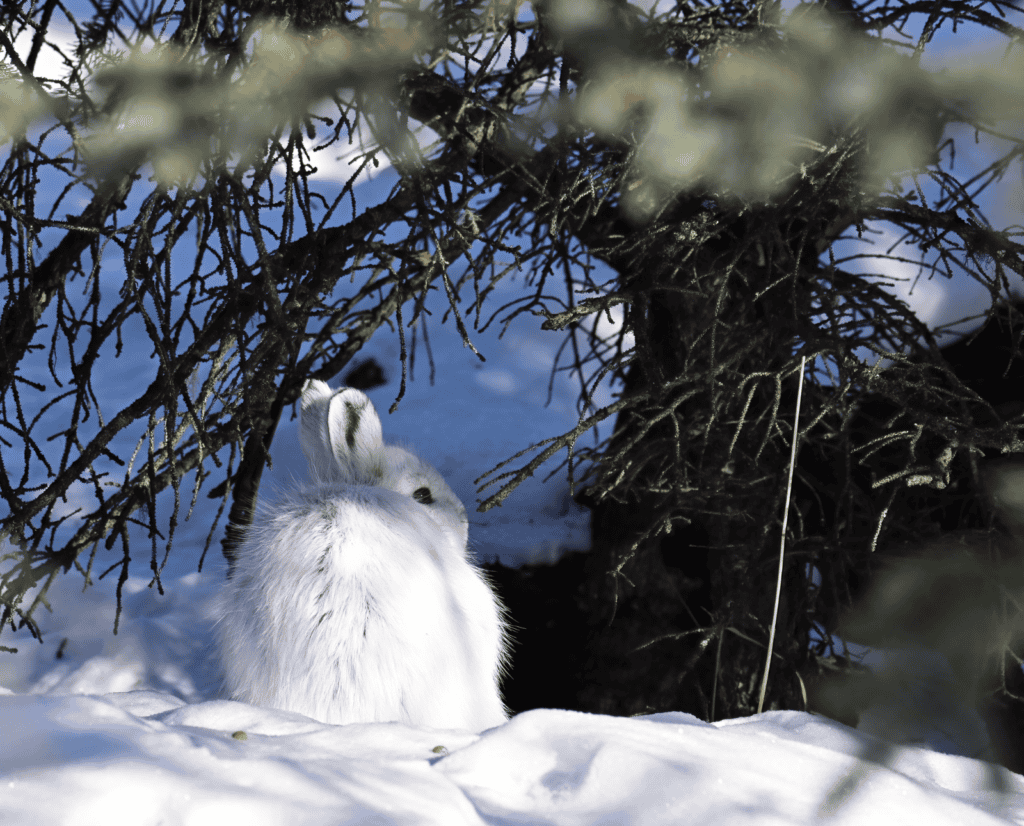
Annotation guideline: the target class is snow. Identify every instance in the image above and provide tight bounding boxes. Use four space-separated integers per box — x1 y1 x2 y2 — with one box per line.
3 686 1024 824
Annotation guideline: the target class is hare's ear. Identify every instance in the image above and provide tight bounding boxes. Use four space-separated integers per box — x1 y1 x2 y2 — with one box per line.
326 388 385 484
299 379 339 482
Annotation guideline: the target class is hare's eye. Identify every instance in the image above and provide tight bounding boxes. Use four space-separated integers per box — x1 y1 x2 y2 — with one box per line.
412 487 434 505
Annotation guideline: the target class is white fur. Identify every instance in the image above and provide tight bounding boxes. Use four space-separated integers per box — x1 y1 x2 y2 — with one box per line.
216 379 511 730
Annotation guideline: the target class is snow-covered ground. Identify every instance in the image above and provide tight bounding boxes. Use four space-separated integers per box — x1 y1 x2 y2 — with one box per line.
4 690 1024 826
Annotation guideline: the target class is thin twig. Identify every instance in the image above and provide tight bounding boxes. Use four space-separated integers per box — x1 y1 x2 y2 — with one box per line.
757 354 806 715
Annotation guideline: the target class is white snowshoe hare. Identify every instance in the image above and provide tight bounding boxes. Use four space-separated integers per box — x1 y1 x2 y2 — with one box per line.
216 379 511 730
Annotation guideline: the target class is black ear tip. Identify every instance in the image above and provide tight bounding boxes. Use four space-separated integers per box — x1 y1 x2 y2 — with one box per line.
343 400 363 450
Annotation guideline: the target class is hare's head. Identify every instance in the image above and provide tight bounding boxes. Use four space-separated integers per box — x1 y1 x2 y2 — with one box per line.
299 379 469 551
